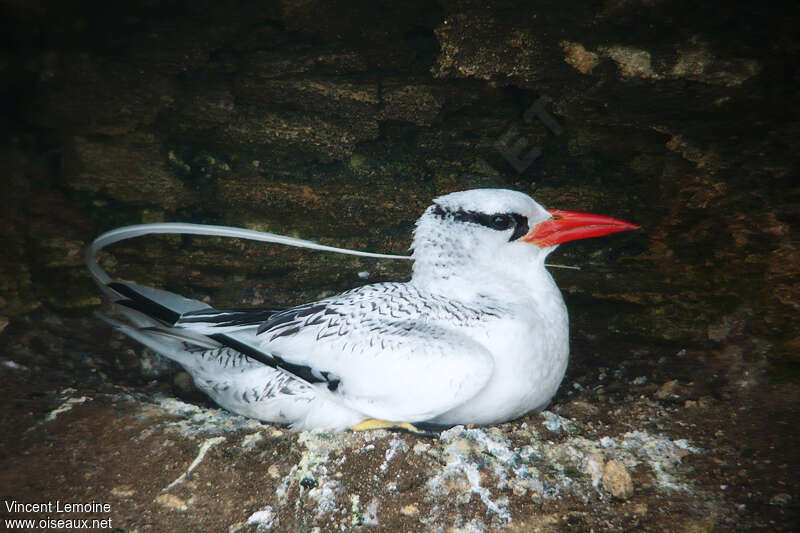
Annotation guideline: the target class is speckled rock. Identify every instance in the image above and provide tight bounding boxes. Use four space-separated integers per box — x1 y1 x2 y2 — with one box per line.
0 386 715 532
602 459 634 500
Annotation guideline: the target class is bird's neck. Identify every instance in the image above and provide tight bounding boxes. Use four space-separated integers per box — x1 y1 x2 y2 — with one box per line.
410 244 559 307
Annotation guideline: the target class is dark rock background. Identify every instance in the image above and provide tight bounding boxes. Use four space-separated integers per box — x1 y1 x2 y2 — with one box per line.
0 0 797 531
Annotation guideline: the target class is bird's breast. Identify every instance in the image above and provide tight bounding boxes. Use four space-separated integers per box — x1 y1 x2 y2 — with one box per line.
432 298 569 425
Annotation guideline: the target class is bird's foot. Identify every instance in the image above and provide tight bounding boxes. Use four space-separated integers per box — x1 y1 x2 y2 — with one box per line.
351 418 432 436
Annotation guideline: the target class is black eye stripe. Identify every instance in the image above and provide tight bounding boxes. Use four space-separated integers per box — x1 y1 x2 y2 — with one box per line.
508 214 530 241
432 205 530 241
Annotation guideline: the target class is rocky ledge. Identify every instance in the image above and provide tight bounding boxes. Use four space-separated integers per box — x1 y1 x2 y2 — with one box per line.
2 337 779 532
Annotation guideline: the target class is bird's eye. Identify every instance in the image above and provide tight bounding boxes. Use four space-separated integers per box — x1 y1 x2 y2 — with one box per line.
491 214 513 230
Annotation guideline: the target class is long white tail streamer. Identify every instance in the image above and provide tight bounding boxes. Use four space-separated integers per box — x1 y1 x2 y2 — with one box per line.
86 221 579 288
86 222 414 287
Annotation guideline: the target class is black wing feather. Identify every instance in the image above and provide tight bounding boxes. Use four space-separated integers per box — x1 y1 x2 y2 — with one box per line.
257 303 334 335
179 307 282 327
109 282 182 324
107 281 340 390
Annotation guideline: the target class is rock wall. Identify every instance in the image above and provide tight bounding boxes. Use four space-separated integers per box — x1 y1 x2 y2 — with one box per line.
1 0 796 359
0 0 797 531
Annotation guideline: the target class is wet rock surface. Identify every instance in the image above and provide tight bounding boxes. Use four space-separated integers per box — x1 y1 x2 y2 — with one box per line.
1 0 798 531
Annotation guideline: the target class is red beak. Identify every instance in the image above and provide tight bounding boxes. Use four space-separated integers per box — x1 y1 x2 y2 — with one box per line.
522 209 640 247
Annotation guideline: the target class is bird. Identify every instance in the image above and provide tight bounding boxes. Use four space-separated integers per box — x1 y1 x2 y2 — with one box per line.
88 189 638 432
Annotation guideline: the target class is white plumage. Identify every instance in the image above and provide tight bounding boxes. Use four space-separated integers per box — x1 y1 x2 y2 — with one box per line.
89 189 637 431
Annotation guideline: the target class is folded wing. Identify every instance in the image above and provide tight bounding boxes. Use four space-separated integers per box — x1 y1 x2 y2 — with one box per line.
104 280 495 423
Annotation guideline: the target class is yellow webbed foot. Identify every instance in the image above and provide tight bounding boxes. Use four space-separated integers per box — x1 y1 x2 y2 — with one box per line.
350 418 430 435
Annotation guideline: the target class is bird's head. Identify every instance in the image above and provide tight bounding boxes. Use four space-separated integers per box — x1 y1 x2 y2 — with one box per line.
410 189 639 292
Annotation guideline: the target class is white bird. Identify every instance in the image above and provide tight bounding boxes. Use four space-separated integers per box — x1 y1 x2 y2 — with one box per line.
87 189 638 432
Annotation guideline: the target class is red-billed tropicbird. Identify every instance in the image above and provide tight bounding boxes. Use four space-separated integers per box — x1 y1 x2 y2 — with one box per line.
87 189 638 432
